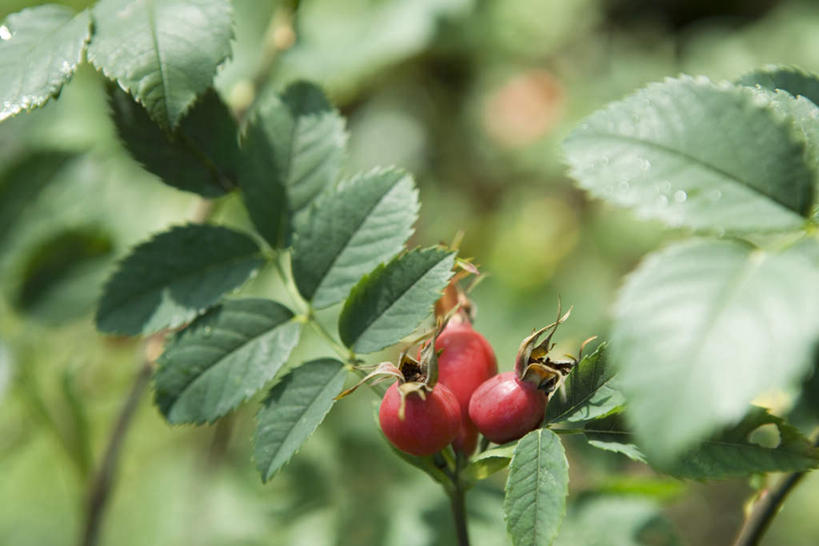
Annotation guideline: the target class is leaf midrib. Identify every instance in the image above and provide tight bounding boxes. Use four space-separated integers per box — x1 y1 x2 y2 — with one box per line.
99 243 262 322
166 315 296 419
308 175 407 301
350 251 451 349
262 365 344 477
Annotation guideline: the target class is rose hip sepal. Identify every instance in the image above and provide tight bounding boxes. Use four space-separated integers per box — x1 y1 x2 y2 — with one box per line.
468 371 546 444
379 381 461 456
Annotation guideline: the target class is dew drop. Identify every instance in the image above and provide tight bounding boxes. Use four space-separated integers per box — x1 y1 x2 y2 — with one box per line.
660 181 671 193
674 190 687 203
708 189 723 201
656 195 669 207
638 159 651 171
0 26 11 41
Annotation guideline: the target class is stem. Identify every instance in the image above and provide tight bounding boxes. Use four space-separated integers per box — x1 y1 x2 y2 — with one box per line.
450 454 470 546
733 435 819 546
80 360 153 546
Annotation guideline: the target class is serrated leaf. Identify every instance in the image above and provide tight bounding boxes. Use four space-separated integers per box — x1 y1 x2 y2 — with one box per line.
565 75 816 233
96 224 264 336
584 409 819 480
338 247 455 354
665 407 819 479
292 167 418 308
239 81 347 247
109 86 238 197
612 239 819 462
88 0 233 129
504 428 569 546
0 5 91 121
255 358 347 481
155 298 301 424
545 343 625 425
464 444 516 482
737 65 819 106
583 415 647 464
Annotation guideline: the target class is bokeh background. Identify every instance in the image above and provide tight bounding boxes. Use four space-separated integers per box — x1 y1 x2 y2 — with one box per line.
2 0 819 544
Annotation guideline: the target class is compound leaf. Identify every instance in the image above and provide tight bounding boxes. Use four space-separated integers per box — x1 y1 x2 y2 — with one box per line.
110 85 238 197
612 239 819 463
338 247 455 354
155 298 301 424
504 428 569 546
89 0 233 129
292 167 418 308
565 76 815 233
0 5 91 121
255 358 347 481
545 343 624 425
96 224 264 336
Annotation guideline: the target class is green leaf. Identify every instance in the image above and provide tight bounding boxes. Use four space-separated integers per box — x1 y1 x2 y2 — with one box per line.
155 298 301 424
13 227 114 323
239 81 347 247
255 358 347 481
504 428 569 546
545 343 624 425
338 247 455 354
292 167 418 308
666 408 819 480
88 0 233 129
0 151 76 248
583 415 647 464
556 496 680 546
564 76 816 233
612 239 819 462
0 5 91 121
584 409 819 480
109 86 238 197
464 444 516 482
737 65 819 106
96 224 264 336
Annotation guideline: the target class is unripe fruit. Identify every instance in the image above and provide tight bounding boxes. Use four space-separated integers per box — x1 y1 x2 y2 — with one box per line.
468 371 546 444
435 321 497 454
379 382 461 456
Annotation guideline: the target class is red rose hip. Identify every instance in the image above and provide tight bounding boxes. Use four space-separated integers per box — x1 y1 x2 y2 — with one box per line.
468 371 546 444
435 321 497 454
379 382 461 456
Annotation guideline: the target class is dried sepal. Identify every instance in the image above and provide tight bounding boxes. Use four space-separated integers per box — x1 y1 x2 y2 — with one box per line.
334 361 402 400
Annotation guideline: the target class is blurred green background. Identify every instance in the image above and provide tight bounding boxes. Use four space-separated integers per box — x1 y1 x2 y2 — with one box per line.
2 0 819 544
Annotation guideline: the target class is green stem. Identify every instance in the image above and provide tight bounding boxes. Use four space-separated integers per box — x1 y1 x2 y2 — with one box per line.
81 359 153 546
450 454 471 546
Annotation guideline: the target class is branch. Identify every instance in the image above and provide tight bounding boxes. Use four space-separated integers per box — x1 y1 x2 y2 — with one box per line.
733 435 819 546
80 359 153 546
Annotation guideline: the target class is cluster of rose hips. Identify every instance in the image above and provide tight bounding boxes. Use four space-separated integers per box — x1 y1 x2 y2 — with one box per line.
343 274 584 458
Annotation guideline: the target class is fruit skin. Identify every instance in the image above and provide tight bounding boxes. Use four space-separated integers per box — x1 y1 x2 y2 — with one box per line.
468 371 546 444
434 321 497 454
379 382 461 456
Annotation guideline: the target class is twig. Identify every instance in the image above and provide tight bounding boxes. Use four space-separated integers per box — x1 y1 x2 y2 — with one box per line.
733 435 819 546
80 359 153 546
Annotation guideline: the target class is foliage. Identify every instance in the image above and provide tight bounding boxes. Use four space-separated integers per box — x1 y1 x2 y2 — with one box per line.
2 1 819 545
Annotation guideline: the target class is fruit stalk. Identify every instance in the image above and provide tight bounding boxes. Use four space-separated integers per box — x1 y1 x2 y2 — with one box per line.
450 454 471 546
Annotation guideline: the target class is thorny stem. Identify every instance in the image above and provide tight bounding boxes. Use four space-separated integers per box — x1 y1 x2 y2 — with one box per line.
80 359 153 546
733 435 819 546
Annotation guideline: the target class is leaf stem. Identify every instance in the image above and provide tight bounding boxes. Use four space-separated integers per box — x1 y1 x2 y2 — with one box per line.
733 435 819 546
80 359 153 546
